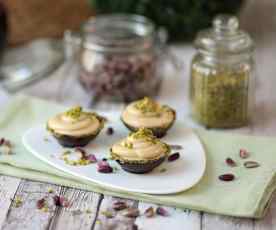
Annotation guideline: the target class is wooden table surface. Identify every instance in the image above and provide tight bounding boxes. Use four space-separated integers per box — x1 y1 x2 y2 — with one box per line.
0 0 275 229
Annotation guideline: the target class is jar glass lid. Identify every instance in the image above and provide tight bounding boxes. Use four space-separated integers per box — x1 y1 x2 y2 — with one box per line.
194 15 254 55
82 14 155 53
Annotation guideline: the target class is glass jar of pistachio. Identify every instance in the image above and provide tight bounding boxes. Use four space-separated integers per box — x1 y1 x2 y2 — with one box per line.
190 15 255 128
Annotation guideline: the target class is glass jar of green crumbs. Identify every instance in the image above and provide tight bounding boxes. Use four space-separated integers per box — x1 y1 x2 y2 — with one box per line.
190 15 255 128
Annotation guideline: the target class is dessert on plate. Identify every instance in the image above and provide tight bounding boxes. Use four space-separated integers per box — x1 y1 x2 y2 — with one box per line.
121 97 176 138
47 106 105 147
110 128 170 174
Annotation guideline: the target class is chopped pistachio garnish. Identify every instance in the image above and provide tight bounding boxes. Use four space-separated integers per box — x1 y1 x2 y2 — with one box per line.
65 106 82 119
63 157 91 166
121 141 133 149
129 128 154 139
61 149 95 166
128 128 158 145
134 97 160 113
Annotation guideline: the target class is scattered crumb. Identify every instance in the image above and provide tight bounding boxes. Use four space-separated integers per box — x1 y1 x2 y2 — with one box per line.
101 210 114 218
41 206 49 212
95 220 101 225
48 188 54 193
14 196 23 208
85 209 92 214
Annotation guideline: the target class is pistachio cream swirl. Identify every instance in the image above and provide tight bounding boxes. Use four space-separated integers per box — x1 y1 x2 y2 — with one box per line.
121 97 175 129
111 128 170 162
47 106 103 137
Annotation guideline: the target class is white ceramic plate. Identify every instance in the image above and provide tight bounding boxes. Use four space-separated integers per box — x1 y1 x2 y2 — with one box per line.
22 118 206 195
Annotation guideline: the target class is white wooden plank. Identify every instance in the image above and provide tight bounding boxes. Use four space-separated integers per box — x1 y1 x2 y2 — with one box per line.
48 187 101 230
135 202 201 230
0 176 21 228
202 214 254 230
2 180 61 230
94 196 138 230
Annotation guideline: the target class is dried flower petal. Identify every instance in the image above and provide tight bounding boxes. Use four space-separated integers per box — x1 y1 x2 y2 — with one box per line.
97 161 113 173
218 174 235 181
168 152 180 162
36 198 46 209
53 195 70 207
156 207 169 216
160 168 167 173
244 161 260 168
86 154 97 163
112 201 127 211
132 224 138 230
144 206 155 218
225 158 237 167
239 149 249 159
123 208 140 218
169 144 183 150
0 138 4 146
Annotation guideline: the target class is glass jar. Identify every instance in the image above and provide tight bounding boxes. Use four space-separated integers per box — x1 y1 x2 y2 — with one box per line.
66 14 167 103
190 15 255 128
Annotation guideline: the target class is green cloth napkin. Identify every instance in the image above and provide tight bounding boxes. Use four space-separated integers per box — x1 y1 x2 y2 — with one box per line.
0 95 276 219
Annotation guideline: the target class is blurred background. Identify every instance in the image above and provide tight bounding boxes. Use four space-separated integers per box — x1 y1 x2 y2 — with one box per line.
2 0 244 46
0 0 275 108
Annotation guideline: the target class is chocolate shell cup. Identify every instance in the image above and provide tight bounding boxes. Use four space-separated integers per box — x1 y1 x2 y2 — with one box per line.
121 115 175 138
47 115 105 148
50 129 102 148
116 156 166 174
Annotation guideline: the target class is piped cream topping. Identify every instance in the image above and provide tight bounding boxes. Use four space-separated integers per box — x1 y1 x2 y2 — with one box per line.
47 106 103 137
121 97 175 128
111 128 170 161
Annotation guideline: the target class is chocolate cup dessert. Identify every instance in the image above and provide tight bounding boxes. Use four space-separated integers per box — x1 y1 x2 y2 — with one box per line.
47 107 105 148
110 128 170 174
121 97 176 138
121 112 175 138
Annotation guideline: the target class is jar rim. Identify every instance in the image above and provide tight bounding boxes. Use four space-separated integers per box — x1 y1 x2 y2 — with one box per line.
81 14 155 53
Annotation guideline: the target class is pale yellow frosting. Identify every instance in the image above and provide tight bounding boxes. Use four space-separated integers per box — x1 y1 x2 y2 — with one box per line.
47 107 102 137
111 128 169 161
121 97 175 128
